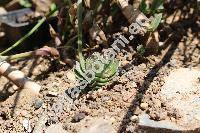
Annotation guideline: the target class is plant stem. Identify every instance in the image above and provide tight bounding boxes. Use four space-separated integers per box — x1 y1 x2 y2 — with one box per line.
77 0 85 69
0 18 46 55
0 51 33 61
0 7 58 56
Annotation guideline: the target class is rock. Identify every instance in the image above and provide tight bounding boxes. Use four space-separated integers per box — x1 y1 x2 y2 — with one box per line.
22 119 32 133
47 91 58 97
160 68 200 131
138 68 200 132
126 125 135 132
138 114 184 133
131 81 137 88
34 99 43 109
148 109 167 121
130 115 139 122
159 42 164 47
140 102 148 110
72 112 86 123
86 92 97 100
79 118 116 133
46 123 67 133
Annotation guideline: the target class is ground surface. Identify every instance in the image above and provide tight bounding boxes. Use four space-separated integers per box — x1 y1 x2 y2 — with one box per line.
0 0 199 133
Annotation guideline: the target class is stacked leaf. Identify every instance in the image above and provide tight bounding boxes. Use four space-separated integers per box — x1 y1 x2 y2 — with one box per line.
74 52 118 91
140 0 164 32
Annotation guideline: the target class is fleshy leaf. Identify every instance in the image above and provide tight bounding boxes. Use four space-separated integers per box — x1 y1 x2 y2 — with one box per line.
74 52 118 92
148 13 162 32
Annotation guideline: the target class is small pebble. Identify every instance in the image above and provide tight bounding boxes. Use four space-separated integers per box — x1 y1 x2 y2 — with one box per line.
72 112 86 122
130 115 139 122
101 96 110 102
140 102 148 110
22 119 32 133
126 125 135 132
34 99 43 109
159 42 164 47
131 81 137 88
47 91 58 97
12 85 19 91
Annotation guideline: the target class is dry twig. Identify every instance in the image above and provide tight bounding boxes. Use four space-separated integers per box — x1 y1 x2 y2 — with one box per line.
0 61 41 95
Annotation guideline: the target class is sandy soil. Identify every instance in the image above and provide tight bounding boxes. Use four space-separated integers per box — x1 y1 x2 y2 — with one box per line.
0 0 199 133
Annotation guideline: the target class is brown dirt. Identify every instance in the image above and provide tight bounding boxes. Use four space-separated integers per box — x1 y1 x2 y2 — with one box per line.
0 0 199 133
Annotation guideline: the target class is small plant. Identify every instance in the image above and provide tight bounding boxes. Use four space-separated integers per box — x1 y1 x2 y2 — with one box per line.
148 13 162 32
75 53 119 91
50 3 58 16
139 0 164 14
140 0 163 32
0 7 58 56
74 0 118 91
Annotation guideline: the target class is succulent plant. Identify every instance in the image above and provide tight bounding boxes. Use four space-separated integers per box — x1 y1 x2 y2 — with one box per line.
74 52 119 91
75 0 118 92
148 13 162 32
139 0 163 32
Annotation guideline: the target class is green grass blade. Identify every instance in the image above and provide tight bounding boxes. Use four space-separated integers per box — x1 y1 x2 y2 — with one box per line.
77 0 85 70
0 8 58 56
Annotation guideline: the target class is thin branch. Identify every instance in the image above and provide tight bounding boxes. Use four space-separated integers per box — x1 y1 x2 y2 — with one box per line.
0 61 41 94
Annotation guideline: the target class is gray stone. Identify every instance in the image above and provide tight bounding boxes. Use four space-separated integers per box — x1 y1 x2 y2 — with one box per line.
161 68 200 130
34 99 43 109
138 114 185 132
72 112 86 122
138 68 200 133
